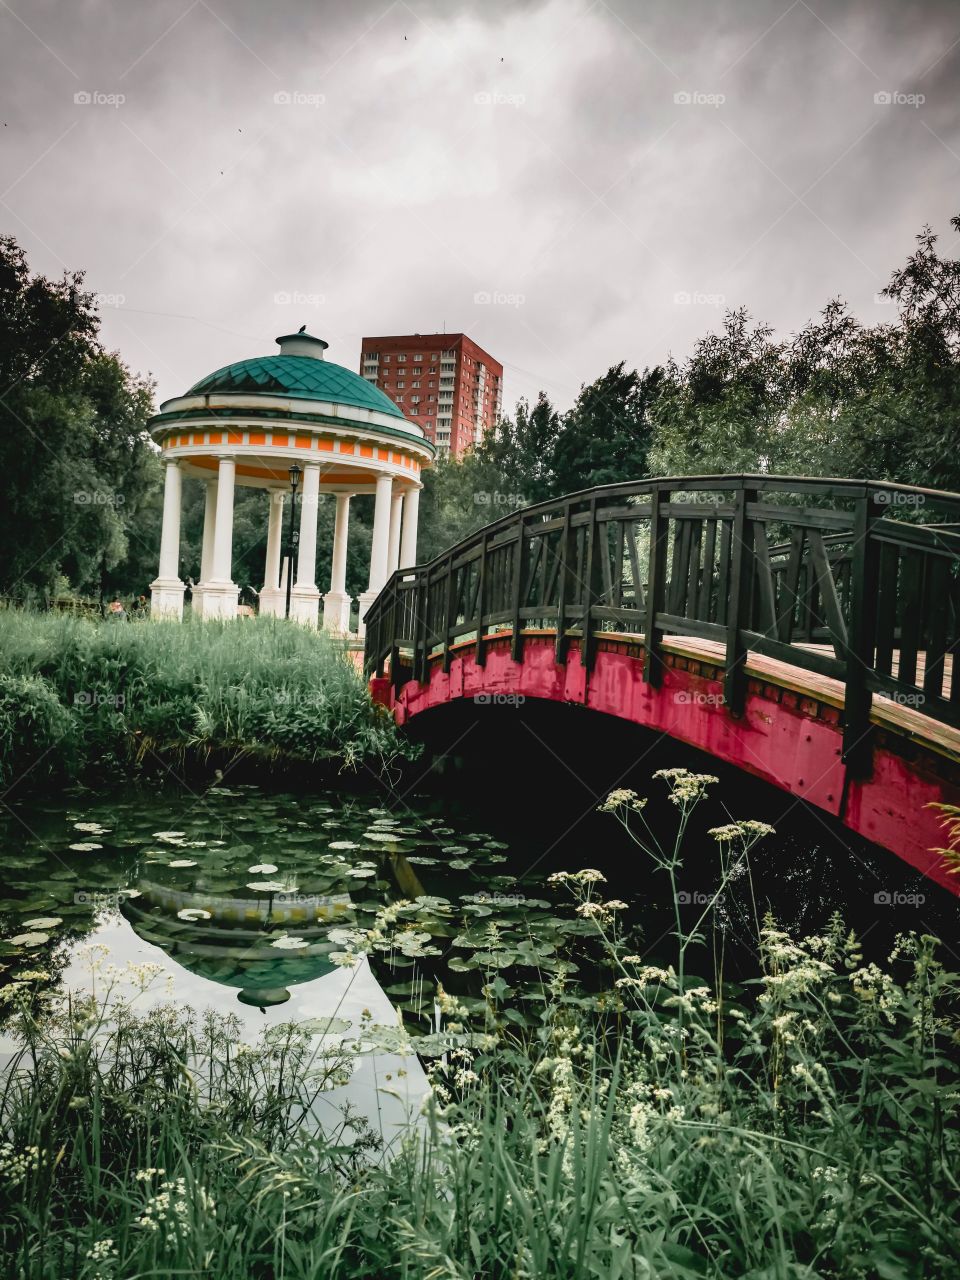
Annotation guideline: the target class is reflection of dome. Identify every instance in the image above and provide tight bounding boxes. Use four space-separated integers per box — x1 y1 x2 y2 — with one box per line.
121 879 354 1005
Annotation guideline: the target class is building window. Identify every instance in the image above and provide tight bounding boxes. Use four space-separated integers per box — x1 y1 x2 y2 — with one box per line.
412 366 422 375
413 354 422 361
397 354 407 362
397 380 405 388
396 393 404 402
412 380 420 388
383 354 391 362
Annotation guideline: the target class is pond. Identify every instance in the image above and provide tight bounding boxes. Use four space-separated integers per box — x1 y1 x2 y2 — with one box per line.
1 757 957 1141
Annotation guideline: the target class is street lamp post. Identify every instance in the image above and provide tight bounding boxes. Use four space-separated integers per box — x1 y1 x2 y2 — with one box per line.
284 464 302 619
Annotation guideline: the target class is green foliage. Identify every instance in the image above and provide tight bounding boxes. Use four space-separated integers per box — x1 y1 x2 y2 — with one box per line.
0 237 160 602
0 672 76 785
0 609 417 784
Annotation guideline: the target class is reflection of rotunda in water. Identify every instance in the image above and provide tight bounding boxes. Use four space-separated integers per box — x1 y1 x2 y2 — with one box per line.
121 877 354 1009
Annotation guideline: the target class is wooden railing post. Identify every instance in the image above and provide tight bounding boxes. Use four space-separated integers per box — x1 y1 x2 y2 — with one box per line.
414 571 429 683
510 518 527 663
555 502 576 664
582 497 602 671
843 489 882 775
442 556 457 674
475 533 488 667
643 486 669 685
724 483 757 715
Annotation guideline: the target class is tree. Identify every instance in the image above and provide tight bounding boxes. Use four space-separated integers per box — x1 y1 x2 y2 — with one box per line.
0 236 159 602
551 362 663 494
480 391 562 505
648 308 788 477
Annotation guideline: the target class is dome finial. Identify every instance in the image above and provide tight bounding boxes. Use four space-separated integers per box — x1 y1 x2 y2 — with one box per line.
276 330 328 359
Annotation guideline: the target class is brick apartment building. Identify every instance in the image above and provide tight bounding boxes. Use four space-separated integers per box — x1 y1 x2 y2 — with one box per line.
359 333 503 458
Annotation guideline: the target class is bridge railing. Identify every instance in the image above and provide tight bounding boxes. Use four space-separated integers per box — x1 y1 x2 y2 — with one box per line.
363 475 960 764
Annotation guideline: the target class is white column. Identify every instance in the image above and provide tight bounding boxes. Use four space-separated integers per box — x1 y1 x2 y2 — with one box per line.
201 457 239 619
323 492 353 633
259 491 285 617
150 461 185 619
358 473 395 638
399 485 421 569
200 482 218 581
387 490 403 575
191 480 218 618
158 461 182 580
291 463 321 625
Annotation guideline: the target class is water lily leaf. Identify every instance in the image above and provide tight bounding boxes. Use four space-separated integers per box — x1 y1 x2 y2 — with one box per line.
473 951 516 968
270 935 310 950
248 864 279 875
168 859 197 868
299 1016 352 1035
177 908 212 922
355 1024 414 1054
9 932 48 946
69 843 102 852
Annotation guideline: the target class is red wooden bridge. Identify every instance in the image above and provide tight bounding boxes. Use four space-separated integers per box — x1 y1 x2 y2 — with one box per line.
364 476 960 895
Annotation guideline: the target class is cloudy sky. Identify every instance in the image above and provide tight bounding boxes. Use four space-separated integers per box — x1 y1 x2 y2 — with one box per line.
2 0 958 412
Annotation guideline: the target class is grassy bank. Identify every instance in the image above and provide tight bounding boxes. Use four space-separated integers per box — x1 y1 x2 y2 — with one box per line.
1 772 957 1279
0 610 417 787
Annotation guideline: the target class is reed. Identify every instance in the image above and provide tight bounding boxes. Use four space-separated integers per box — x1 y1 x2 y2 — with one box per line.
0 609 417 786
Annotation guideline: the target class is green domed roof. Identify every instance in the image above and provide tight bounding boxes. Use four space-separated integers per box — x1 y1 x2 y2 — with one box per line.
186 354 405 420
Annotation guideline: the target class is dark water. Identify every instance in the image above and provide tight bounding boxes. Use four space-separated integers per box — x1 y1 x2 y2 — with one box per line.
1 702 957 1064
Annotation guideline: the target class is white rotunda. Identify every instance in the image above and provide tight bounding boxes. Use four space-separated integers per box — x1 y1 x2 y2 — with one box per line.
148 330 432 632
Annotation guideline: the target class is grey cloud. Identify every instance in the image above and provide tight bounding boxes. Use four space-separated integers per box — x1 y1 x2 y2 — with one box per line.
1 0 957 412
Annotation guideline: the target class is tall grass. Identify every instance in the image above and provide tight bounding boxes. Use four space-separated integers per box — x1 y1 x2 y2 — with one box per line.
1 771 957 1278
0 609 417 786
